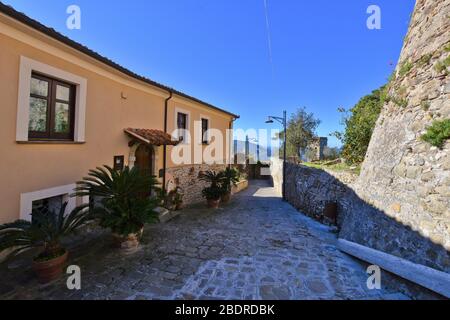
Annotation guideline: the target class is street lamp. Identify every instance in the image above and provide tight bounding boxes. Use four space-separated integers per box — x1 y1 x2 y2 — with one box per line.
265 111 287 201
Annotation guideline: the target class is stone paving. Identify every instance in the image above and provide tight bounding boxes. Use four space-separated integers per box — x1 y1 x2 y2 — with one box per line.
0 180 412 300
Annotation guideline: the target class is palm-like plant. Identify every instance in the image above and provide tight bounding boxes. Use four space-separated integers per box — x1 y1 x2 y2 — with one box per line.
220 167 240 194
199 170 226 201
73 165 160 237
199 170 224 188
0 202 91 261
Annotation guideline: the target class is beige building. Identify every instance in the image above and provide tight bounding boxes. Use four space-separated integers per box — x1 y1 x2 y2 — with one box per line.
0 4 239 224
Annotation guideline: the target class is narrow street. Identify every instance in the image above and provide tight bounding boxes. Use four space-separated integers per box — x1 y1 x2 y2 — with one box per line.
1 181 411 300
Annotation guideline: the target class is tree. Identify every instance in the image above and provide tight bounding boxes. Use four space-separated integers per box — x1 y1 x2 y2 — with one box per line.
331 86 384 164
279 107 321 158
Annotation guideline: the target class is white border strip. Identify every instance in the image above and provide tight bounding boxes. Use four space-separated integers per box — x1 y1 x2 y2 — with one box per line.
338 239 450 298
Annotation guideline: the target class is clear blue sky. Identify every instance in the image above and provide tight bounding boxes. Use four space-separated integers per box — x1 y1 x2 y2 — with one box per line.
4 0 415 147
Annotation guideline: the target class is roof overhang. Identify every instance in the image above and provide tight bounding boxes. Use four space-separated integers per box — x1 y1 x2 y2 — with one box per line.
124 128 179 146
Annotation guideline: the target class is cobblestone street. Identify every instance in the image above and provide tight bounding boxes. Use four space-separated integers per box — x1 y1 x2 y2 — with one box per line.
1 181 412 300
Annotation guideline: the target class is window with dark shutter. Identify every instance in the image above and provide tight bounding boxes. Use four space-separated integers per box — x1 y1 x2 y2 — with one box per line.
201 118 209 144
177 112 188 142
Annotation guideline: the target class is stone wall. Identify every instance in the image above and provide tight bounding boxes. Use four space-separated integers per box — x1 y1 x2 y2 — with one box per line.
167 164 227 206
284 163 358 222
283 162 449 274
345 0 449 270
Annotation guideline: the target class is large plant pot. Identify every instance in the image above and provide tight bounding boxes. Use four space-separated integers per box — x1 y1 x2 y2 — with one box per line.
207 198 220 209
32 250 68 283
112 228 144 254
221 192 231 204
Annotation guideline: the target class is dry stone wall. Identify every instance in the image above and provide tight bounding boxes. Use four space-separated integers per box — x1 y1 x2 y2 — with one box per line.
342 0 449 270
283 0 450 274
285 163 358 222
167 164 227 205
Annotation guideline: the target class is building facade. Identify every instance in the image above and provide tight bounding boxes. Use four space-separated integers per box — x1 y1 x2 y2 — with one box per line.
0 4 238 223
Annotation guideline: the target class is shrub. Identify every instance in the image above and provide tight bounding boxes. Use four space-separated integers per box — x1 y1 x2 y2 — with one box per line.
199 170 225 201
0 202 91 261
74 166 160 236
333 86 384 165
399 60 413 77
220 167 240 194
434 56 450 74
421 119 450 148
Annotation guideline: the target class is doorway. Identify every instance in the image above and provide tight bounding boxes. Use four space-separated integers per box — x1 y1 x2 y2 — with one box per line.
134 144 155 176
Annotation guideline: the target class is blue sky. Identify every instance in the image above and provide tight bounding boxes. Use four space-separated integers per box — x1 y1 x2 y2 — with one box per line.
4 0 415 147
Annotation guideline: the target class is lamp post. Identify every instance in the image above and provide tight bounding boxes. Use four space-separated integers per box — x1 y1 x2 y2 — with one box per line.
266 111 287 201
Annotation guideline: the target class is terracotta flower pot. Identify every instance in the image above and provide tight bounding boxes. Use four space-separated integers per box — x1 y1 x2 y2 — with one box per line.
207 198 220 209
32 250 68 283
221 192 231 204
112 228 144 254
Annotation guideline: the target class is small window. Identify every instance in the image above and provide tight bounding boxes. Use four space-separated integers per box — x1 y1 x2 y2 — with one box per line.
29 73 76 140
177 112 188 142
201 118 209 144
31 195 63 224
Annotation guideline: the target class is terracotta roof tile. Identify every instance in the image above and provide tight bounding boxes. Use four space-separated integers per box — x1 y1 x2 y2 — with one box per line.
124 128 179 146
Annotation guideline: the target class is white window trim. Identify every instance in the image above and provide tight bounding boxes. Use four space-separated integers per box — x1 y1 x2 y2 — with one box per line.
20 184 77 221
199 114 211 144
174 107 191 144
16 56 88 142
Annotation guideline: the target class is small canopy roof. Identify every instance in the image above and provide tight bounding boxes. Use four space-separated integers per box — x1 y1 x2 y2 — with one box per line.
124 128 179 146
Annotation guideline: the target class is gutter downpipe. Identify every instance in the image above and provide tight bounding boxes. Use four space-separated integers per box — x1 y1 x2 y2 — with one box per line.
163 91 173 193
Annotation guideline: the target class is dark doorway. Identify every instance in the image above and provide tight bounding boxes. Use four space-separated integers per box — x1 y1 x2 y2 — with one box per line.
135 144 154 176
135 144 155 198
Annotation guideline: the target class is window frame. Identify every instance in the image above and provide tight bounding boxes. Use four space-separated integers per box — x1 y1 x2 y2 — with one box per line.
174 107 190 144
17 56 88 143
201 118 209 145
28 72 76 141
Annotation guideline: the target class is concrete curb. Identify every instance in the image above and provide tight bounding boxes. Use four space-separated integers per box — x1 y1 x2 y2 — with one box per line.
338 239 450 298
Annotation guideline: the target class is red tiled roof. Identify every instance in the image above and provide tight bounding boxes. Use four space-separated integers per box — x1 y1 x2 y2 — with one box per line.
124 128 179 146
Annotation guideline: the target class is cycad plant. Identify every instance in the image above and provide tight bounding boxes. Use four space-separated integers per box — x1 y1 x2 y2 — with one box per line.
199 170 225 201
0 202 91 261
220 167 240 194
73 165 160 237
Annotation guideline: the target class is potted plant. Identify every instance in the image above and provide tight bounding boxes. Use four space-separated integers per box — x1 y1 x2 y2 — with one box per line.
160 187 184 211
220 167 240 203
74 165 159 253
0 202 92 283
199 170 225 209
172 187 184 210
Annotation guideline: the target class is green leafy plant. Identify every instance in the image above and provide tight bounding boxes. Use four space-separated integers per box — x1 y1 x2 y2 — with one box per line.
73 166 160 236
399 60 413 77
421 100 431 111
220 167 240 194
0 202 91 261
199 170 225 200
391 96 408 108
434 56 450 74
419 53 433 67
331 86 384 165
421 119 450 149
445 43 450 52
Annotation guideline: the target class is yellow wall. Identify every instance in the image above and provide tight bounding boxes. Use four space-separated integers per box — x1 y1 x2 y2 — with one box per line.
0 16 234 223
